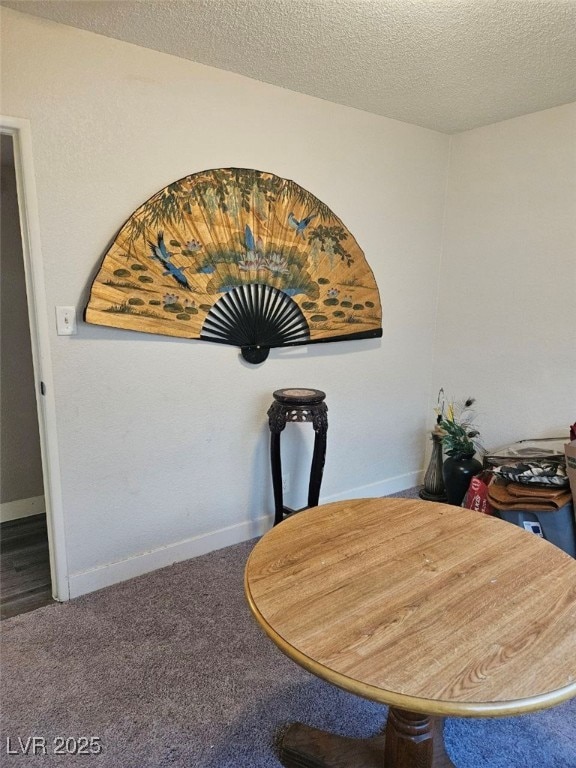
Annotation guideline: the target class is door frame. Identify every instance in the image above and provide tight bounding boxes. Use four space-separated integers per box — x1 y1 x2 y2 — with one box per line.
1 115 69 600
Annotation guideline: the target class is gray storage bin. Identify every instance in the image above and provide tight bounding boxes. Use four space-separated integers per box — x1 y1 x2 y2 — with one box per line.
497 502 575 558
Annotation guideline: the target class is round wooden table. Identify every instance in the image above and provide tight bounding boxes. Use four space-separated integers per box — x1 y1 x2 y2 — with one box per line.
244 498 576 768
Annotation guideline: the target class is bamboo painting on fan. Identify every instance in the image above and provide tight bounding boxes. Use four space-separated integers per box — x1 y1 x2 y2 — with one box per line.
85 168 382 362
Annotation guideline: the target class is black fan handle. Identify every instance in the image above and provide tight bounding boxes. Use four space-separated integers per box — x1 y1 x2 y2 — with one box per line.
241 345 270 364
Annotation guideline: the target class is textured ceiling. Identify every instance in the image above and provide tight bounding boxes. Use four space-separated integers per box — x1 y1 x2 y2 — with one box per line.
3 0 576 133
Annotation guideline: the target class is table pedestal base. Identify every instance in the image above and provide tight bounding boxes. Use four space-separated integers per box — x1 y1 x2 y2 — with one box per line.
279 708 455 768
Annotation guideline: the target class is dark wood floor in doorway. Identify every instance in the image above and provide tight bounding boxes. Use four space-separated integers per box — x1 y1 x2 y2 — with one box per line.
1 514 53 619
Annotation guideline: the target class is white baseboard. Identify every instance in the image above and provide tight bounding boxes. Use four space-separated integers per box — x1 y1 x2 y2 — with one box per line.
68 513 272 599
320 470 423 504
0 495 45 523
67 471 423 599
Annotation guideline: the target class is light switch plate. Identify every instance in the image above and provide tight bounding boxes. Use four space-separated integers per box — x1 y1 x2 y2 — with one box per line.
56 306 77 336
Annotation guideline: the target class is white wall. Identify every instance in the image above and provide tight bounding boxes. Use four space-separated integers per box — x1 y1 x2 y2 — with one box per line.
0 9 449 595
433 103 576 449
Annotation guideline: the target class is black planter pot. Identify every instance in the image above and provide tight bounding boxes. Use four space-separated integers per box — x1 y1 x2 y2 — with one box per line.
442 454 482 507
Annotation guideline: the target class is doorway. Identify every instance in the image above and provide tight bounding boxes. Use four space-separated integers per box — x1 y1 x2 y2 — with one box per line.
0 117 69 611
0 134 52 618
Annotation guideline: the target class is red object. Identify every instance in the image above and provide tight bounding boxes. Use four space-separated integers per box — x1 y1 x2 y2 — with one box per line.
570 423 576 442
462 471 496 515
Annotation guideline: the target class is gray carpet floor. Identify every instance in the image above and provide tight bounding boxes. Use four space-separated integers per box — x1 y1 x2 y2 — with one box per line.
1 495 575 767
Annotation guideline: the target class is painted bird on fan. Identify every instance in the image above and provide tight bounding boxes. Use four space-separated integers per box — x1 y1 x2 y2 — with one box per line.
148 232 191 289
288 212 316 237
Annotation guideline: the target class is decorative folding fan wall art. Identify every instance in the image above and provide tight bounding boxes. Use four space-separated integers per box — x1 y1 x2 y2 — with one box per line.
85 168 382 363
